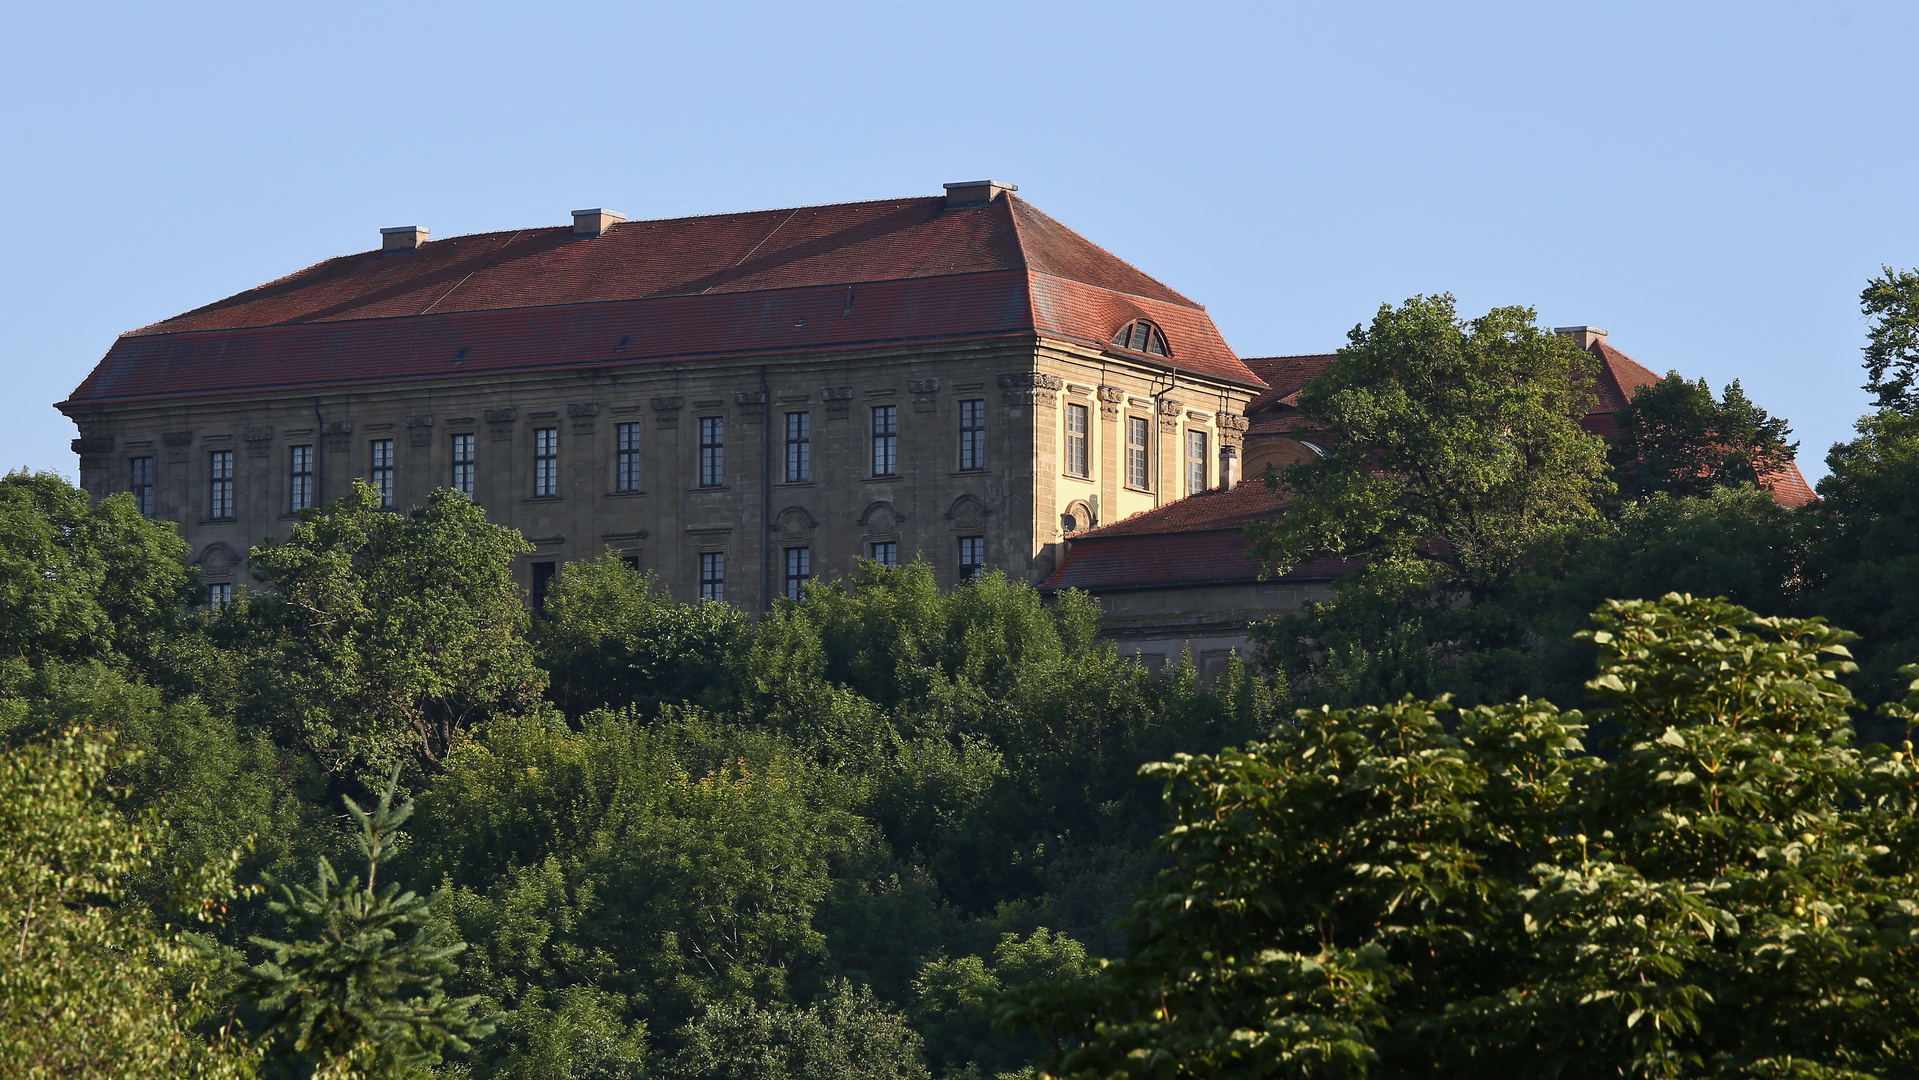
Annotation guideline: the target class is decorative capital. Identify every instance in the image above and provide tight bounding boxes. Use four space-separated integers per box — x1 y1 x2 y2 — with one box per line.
650 397 683 412
907 378 940 395
242 425 275 442
732 391 768 406
162 431 195 447
998 372 1063 404
71 436 114 455
568 402 601 418
484 407 518 423
322 420 354 435
819 387 856 402
406 414 434 429
1096 385 1125 404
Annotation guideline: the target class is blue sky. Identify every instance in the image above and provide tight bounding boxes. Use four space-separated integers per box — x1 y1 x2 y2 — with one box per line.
4 1 1914 482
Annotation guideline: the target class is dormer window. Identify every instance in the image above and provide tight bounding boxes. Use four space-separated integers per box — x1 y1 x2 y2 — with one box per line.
1111 319 1169 357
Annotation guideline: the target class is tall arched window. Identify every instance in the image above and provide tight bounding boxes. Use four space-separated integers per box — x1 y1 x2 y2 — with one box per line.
1110 319 1170 357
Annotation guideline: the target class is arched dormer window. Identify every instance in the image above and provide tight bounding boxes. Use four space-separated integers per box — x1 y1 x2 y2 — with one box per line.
1110 319 1170 357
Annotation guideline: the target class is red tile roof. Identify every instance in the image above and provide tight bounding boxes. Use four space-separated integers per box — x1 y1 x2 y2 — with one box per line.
65 195 1261 407
1042 481 1353 592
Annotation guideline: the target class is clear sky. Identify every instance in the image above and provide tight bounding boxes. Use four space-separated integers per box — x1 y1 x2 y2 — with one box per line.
4 1 1914 482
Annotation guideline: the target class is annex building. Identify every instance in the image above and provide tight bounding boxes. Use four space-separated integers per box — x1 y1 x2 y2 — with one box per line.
60 182 1266 610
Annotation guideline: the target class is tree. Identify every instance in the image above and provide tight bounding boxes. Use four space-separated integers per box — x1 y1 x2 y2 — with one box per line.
666 980 930 1080
237 482 545 778
1245 295 1611 589
1861 265 1919 413
0 726 257 1079
535 552 749 717
1004 594 1919 1078
239 769 494 1079
1611 372 1797 499
1803 408 1919 712
0 470 196 687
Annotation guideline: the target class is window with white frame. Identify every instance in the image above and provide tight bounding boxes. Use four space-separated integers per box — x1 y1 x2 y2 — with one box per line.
209 450 234 519
959 399 985 470
784 547 811 599
957 536 985 580
785 412 810 482
1126 417 1150 490
1065 403 1089 477
869 540 898 568
699 417 724 487
369 439 394 508
1186 429 1208 495
451 434 476 496
698 551 725 602
533 427 559 497
289 444 315 511
129 456 154 518
871 405 897 477
616 422 641 493
208 582 233 609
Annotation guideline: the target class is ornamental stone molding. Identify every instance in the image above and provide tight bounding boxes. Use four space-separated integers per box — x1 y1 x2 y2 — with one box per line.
70 436 114 456
485 407 518 424
858 500 904 538
997 372 1062 405
649 397 683 411
406 414 434 428
162 431 194 447
944 494 992 530
819 387 855 401
1157 398 1184 431
733 391 768 406
906 378 940 395
773 506 819 542
1215 412 1250 448
242 426 274 442
567 402 601 418
1096 385 1124 419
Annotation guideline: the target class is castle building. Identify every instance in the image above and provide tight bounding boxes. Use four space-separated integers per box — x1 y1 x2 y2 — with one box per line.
60 182 1265 609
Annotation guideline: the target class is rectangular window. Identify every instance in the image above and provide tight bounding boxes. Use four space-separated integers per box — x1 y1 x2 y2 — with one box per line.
699 551 725 602
209 449 234 519
369 438 394 508
1126 416 1150 490
129 456 154 519
289 444 315 512
959 399 986 471
616 422 642 493
869 540 898 568
451 433 476 497
784 412 811 482
208 582 233 609
871 405 898 477
531 560 556 616
1186 430 1208 496
784 546 812 599
699 417 725 487
958 536 985 581
1065 403 1089 477
533 427 559 498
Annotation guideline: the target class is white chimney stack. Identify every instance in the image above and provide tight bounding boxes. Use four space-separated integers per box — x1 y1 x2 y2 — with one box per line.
1554 325 1609 350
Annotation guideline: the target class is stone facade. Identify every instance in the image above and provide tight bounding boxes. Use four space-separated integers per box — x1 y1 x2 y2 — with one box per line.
70 338 1253 609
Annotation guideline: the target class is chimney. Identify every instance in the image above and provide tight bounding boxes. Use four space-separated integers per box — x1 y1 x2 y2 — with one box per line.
1218 445 1240 491
380 225 427 253
1554 325 1608 350
943 180 1017 207
571 208 626 238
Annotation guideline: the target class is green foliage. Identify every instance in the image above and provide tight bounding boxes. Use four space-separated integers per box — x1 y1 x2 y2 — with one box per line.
1612 372 1797 499
1008 595 1919 1078
0 470 195 686
1246 295 1610 588
535 552 750 717
236 482 545 778
1257 484 1810 710
665 980 929 1080
239 769 493 1079
416 710 868 1043
1806 408 1919 710
0 726 257 1079
913 930 1094 1079
1861 265 1919 413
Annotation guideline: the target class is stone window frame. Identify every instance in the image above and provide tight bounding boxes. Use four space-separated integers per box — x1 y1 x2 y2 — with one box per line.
698 550 726 602
615 422 643 493
783 546 812 599
369 438 395 508
532 427 560 498
1063 401 1091 478
1125 415 1151 491
698 417 726 488
957 399 986 472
